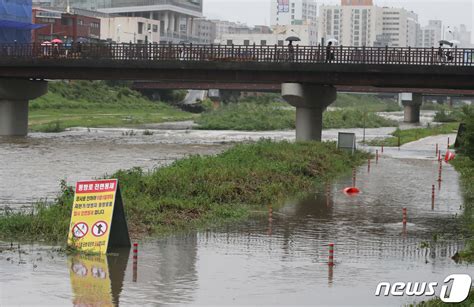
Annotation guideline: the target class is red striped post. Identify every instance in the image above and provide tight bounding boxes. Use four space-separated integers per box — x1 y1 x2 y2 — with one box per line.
431 185 435 210
438 150 441 162
352 168 356 187
368 157 371 173
447 137 450 150
133 243 138 282
435 143 438 156
268 205 273 222
328 243 335 266
381 145 384 154
376 150 379 164
402 208 407 225
437 163 442 182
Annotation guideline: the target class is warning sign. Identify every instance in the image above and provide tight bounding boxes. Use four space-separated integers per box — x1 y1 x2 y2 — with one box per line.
67 179 130 254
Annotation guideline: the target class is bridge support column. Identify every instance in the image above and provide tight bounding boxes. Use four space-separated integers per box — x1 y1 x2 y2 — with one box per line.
401 93 423 123
0 79 48 136
282 83 337 141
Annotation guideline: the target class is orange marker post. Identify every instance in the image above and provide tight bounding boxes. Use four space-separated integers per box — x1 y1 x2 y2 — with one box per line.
402 208 407 226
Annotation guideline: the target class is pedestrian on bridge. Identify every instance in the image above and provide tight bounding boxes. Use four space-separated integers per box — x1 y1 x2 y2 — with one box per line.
437 43 444 64
325 41 334 63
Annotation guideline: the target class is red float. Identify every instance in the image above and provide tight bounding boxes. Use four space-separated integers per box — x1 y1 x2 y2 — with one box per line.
444 150 455 162
343 187 360 195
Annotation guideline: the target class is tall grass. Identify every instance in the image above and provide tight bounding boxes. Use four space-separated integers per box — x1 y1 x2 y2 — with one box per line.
196 103 397 131
0 141 368 242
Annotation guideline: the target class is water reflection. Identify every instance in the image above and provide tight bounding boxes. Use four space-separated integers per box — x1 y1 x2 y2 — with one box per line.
68 248 129 306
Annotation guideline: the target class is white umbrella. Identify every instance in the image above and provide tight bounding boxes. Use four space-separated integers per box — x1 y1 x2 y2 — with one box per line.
41 41 51 46
449 40 461 46
326 38 338 44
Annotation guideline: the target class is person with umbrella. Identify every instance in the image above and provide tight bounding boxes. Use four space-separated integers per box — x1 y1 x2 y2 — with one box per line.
326 41 334 63
286 36 300 61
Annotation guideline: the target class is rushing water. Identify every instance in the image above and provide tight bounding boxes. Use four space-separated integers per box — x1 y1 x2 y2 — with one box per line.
0 127 472 306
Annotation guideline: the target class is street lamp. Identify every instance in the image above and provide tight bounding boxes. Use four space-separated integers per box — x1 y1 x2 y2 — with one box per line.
117 24 121 43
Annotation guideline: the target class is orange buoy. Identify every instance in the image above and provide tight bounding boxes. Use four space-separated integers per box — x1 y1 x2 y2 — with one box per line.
343 187 360 195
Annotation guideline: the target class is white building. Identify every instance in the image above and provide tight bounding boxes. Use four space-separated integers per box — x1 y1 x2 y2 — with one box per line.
318 4 378 46
192 18 216 44
379 7 418 47
318 1 419 47
271 0 318 26
419 20 442 48
101 17 160 44
51 0 203 43
219 22 317 46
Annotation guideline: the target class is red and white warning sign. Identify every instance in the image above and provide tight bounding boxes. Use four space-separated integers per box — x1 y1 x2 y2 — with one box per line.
72 222 88 238
92 221 108 237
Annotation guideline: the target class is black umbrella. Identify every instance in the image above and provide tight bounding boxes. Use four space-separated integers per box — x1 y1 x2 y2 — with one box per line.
75 37 89 43
439 40 453 47
286 36 301 42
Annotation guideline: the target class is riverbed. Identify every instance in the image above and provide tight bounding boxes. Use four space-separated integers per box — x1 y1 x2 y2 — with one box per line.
0 124 471 306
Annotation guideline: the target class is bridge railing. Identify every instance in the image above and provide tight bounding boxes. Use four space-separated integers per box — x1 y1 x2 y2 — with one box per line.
1 43 473 66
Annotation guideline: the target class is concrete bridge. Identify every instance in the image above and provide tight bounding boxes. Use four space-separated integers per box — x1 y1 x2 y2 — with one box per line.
1 43 473 139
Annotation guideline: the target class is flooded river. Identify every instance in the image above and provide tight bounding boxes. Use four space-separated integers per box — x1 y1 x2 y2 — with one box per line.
0 125 472 306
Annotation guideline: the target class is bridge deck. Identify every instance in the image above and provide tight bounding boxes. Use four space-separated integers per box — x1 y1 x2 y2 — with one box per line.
1 43 474 89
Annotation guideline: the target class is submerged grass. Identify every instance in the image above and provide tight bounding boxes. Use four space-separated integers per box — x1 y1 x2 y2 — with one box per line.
0 141 368 243
366 123 459 147
196 103 397 131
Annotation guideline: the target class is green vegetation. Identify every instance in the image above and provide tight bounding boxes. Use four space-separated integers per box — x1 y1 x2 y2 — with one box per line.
196 102 397 131
412 291 473 306
433 106 464 123
366 123 459 147
332 93 401 112
449 106 474 262
29 81 195 132
0 141 368 242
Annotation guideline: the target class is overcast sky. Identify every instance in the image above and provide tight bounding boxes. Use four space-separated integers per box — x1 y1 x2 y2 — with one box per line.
203 0 474 31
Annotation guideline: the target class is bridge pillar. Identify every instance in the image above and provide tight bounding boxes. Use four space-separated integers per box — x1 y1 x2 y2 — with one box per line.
282 83 337 141
401 93 423 123
0 79 48 136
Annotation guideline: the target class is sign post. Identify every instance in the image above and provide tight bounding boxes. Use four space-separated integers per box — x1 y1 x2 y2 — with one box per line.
68 179 130 254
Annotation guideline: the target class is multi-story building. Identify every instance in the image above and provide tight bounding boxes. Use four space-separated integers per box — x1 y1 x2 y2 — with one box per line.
32 8 101 43
192 18 216 44
219 22 317 46
271 0 318 26
318 0 420 47
210 19 253 43
379 7 418 47
49 0 203 43
448 24 472 47
418 20 442 47
318 1 378 46
101 16 160 43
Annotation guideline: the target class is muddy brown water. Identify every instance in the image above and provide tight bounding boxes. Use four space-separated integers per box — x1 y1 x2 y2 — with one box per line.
0 128 472 306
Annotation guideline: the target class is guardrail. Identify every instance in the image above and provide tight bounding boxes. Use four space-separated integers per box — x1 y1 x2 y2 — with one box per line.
1 43 473 66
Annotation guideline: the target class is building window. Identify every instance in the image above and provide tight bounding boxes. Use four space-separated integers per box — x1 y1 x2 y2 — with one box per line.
153 25 158 32
77 19 83 26
227 39 233 45
278 40 284 46
138 22 144 34
244 39 250 45
260 40 267 45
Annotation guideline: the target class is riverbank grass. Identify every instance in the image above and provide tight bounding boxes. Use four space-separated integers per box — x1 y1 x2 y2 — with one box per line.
196 103 398 131
0 141 368 242
29 81 195 132
366 123 459 147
